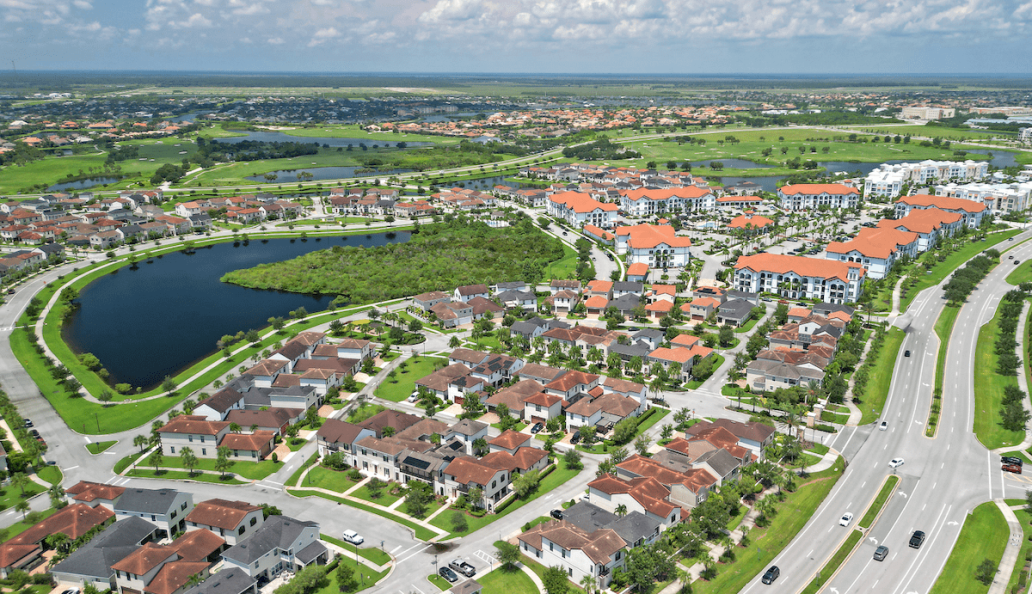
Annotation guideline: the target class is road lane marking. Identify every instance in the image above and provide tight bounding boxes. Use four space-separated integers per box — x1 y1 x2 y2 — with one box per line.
896 504 953 594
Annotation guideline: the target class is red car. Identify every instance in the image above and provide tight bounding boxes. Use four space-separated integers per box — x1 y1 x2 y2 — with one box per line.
1003 464 1023 474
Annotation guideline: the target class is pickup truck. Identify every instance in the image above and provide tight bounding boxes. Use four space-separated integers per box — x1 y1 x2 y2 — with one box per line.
449 559 476 577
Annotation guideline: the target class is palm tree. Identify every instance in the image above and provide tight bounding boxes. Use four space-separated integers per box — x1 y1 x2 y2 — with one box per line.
133 434 149 453
580 574 597 594
615 504 628 517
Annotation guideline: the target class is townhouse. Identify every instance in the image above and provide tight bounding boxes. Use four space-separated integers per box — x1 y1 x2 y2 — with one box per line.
157 416 231 459
220 515 327 582
114 488 194 537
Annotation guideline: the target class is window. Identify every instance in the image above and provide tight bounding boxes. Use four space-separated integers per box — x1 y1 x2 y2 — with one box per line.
202 448 207 456
170 446 176 454
251 517 257 526
171 510 177 520
200 436 205 443
239 526 246 535
182 502 188 511
188 435 193 442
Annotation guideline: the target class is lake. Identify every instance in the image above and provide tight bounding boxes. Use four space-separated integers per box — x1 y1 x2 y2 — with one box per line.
64 232 410 390
246 166 413 182
694 158 773 170
964 150 1019 168
214 131 431 148
47 177 120 192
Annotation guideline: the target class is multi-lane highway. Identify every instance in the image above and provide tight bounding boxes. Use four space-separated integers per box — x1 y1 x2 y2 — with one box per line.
741 230 1032 594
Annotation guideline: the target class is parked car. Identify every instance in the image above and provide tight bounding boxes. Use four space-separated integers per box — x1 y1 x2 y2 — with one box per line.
342 530 364 545
874 545 889 561
29 429 39 437
909 530 926 549
449 559 476 577
438 567 459 583
570 431 581 444
550 509 564 520
22 419 32 428
761 566 780 585
531 423 544 434
879 421 888 431
889 458 905 468
60 588 80 594
407 392 419 403
1002 456 1023 466
839 512 854 527
1003 464 1023 474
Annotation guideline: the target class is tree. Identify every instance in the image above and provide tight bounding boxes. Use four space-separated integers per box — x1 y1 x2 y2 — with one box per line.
496 541 521 570
615 504 628 517
563 449 583 470
543 566 570 594
215 446 234 479
625 544 676 594
634 433 651 455
613 417 637 444
366 478 385 499
161 375 177 395
976 558 997 585
450 510 469 533
150 449 164 473
467 486 484 510
15 500 29 521
133 434 149 452
10 473 29 497
512 469 542 498
48 484 65 508
718 325 734 347
336 562 356 593
273 564 327 594
180 447 198 476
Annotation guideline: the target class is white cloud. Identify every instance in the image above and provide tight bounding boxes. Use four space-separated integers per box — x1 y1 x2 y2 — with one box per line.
267 36 284 43
308 25 339 46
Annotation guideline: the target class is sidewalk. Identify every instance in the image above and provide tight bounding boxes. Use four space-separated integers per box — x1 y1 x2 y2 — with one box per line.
997 301 1032 454
803 448 841 473
990 499 1023 594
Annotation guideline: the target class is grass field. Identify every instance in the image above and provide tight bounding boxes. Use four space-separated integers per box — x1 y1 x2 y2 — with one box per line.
1007 261 1032 286
902 229 1021 312
930 305 960 435
861 328 905 425
141 453 280 479
839 123 1019 141
427 574 450 591
36 465 62 485
86 440 117 454
431 460 580 538
127 468 249 485
543 244 580 280
374 356 447 402
692 458 845 594
973 305 1027 449
313 557 388 594
478 567 538 594
281 124 459 145
0 482 45 511
513 549 587 594
928 502 1008 594
303 466 360 492
858 475 899 529
350 484 401 507
320 534 393 566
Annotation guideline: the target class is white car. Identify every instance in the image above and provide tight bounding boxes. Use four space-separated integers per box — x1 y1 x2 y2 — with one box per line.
889 458 905 468
879 421 888 431
407 392 419 403
342 530 364 545
840 512 854 527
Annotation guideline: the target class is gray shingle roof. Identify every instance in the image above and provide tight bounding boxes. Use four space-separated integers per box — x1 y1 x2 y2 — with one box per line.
295 541 328 564
221 515 317 565
114 488 184 515
180 568 256 594
51 517 158 580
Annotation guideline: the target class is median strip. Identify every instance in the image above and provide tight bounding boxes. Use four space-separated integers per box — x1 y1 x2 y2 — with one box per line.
928 305 959 437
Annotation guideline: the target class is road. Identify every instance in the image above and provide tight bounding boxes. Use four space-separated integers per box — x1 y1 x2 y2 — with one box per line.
739 230 1032 594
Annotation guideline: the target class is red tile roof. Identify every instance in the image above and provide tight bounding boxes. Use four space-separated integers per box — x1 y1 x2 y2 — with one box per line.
779 183 859 196
734 253 865 282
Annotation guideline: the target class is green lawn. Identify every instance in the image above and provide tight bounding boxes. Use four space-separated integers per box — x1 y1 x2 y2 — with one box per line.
126 468 248 485
288 490 438 541
928 502 1008 594
930 305 960 436
902 229 1022 312
0 482 45 512
861 328 905 425
350 484 401 507
512 548 586 594
400 496 444 519
114 450 149 474
800 530 864 594
286 437 308 452
86 440 117 454
374 356 448 402
543 244 580 280
858 475 899 529
141 453 281 480
286 452 320 487
1007 260 1032 286
303 466 360 492
1006 509 1032 594
432 460 580 538
692 457 845 594
36 465 62 485
973 305 1026 449
427 574 451 591
478 567 538 594
314 557 388 594
320 535 393 566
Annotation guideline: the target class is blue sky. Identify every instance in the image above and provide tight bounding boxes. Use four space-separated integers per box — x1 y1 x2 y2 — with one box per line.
1 0 1030 74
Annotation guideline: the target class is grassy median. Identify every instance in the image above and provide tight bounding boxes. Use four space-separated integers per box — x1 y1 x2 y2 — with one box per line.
973 306 1026 449
860 328 905 425
928 502 1008 594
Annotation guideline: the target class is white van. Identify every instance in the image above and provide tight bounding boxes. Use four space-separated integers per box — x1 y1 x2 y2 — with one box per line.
342 530 364 545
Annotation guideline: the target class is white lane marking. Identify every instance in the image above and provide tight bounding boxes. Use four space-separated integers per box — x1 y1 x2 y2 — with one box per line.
896 504 953 594
390 545 402 554
65 465 79 470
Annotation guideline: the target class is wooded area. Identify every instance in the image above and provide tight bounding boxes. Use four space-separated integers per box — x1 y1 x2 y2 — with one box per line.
221 219 565 303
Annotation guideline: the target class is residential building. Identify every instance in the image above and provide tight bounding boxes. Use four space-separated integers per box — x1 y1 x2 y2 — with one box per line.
51 517 160 591
157 416 231 459
934 180 1032 215
184 500 264 546
824 226 919 279
777 184 860 210
733 253 866 304
894 193 987 227
547 191 619 228
220 516 327 581
114 489 194 537
614 224 691 269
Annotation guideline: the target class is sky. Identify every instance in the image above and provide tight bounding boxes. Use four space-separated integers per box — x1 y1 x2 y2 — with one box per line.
1 0 1031 74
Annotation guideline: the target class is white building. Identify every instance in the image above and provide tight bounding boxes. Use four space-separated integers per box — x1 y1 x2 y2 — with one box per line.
733 253 866 304
614 224 692 269
547 191 619 228
777 184 861 210
1020 128 1032 145
934 181 1032 215
618 187 715 216
824 227 920 280
900 106 955 120
894 193 988 227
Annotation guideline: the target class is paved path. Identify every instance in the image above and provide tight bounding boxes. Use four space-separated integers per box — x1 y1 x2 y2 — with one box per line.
990 499 1024 594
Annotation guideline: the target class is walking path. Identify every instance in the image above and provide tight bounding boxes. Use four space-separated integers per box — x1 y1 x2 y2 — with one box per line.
803 448 842 473
990 499 1024 594
996 301 1032 454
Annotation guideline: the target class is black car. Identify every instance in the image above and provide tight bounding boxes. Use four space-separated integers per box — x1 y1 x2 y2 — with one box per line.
29 429 39 437
570 431 581 444
22 419 32 428
438 567 459 583
909 530 926 549
761 566 780 585
904 350 910 357
531 423 544 434
550 509 564 520
1003 456 1024 466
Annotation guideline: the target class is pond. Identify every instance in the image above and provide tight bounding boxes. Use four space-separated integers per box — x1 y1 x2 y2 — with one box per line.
214 131 432 148
713 175 787 192
63 231 410 390
449 175 533 191
964 150 1019 168
47 177 120 192
693 158 773 170
246 166 413 182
